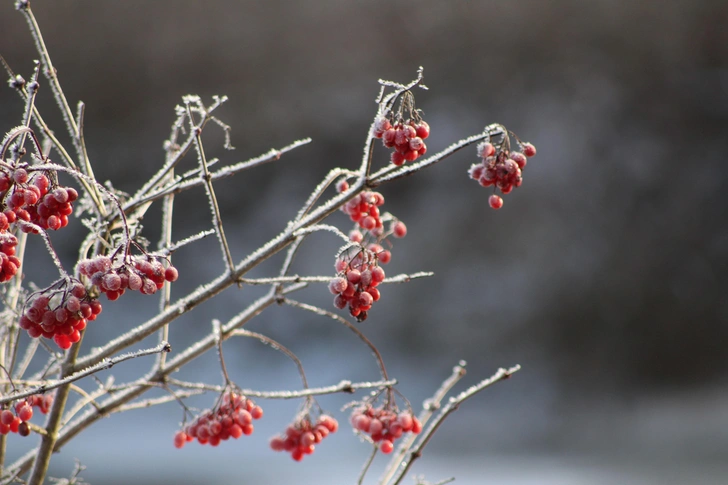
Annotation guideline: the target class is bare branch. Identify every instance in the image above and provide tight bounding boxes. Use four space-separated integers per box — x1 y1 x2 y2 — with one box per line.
0 342 171 406
386 365 521 485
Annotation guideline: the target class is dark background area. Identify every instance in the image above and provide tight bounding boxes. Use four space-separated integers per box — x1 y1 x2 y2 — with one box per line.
1 1 727 484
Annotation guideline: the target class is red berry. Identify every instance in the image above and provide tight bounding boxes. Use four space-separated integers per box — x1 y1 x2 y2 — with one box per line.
250 405 263 420
522 143 536 157
17 404 33 422
13 168 28 184
0 410 14 426
54 334 72 350
336 179 349 193
478 142 495 158
392 221 407 238
391 152 405 166
164 266 179 282
370 266 385 284
488 194 503 210
510 152 527 169
415 121 430 139
411 417 422 434
230 424 243 439
380 439 394 454
174 431 187 449
328 277 348 294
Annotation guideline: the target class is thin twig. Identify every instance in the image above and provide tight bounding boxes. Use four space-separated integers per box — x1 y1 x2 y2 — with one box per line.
387 365 521 485
211 320 231 385
0 342 171 405
231 329 309 389
284 298 389 381
167 378 396 400
123 138 312 214
358 445 379 485
113 389 205 414
187 103 235 274
380 361 468 485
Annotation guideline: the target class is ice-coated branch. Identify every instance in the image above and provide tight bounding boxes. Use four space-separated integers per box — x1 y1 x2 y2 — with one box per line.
284 298 389 381
0 342 171 406
370 132 487 186
123 138 312 214
380 361 468 484
167 377 396 400
386 365 521 485
187 102 235 274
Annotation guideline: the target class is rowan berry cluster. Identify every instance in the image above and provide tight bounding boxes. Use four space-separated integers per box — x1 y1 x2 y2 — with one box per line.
78 255 178 301
174 392 263 448
0 231 20 282
330 247 386 322
374 116 430 166
350 405 422 454
19 281 99 350
0 169 77 232
338 184 387 234
469 133 536 210
269 414 339 461
0 394 53 437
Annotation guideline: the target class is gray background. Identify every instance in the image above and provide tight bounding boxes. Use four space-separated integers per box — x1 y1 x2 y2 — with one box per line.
1 1 727 484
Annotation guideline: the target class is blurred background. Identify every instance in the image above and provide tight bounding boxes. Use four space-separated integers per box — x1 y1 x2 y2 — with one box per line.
1 1 727 483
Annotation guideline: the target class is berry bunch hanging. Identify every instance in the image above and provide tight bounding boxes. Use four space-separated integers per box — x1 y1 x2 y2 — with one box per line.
339 185 386 234
332 177 409 321
468 124 536 209
78 254 178 301
269 414 339 461
373 90 430 166
0 394 54 437
0 168 77 232
174 391 263 448
19 280 100 350
330 247 386 322
350 405 421 454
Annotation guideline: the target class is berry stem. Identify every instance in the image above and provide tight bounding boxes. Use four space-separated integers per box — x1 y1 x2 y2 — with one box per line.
357 445 379 485
232 329 309 391
283 298 389 381
211 319 232 386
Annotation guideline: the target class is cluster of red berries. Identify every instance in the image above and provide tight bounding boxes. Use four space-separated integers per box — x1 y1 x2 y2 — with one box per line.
0 394 54 437
374 116 430 166
174 392 263 448
19 281 100 350
469 139 536 210
0 231 20 282
330 248 386 322
350 406 422 454
338 183 386 235
0 169 77 232
269 414 339 461
78 255 178 301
